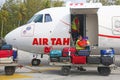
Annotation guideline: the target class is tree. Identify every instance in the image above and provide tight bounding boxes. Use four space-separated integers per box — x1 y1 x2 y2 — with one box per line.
17 3 27 26
0 9 9 37
87 0 120 5
0 0 64 37
53 0 64 7
115 0 120 5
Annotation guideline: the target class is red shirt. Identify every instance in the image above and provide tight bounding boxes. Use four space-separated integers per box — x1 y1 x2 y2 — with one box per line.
77 39 87 47
75 17 79 25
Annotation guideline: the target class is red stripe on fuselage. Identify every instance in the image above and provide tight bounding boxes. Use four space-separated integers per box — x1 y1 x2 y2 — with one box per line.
60 20 71 26
99 34 120 39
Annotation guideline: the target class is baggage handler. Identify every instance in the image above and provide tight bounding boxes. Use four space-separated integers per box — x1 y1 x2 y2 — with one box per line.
76 35 88 50
71 15 80 42
75 35 90 71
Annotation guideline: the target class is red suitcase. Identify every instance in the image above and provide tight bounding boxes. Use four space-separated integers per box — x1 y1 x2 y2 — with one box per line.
71 55 86 64
0 50 13 58
62 47 77 57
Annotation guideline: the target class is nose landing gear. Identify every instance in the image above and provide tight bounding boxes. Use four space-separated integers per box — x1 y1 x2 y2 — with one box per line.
31 54 41 66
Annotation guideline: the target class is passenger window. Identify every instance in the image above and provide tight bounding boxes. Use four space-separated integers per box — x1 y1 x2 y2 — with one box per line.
34 14 43 23
45 14 52 22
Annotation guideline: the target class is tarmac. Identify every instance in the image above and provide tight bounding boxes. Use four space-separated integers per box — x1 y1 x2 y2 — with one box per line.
0 50 120 80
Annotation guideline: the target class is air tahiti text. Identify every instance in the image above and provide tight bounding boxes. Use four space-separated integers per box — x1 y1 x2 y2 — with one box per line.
32 38 70 45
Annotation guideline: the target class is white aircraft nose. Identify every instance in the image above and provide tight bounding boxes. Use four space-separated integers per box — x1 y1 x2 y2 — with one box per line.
5 27 20 47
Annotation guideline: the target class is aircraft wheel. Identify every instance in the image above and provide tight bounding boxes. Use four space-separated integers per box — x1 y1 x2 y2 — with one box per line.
61 66 71 76
97 67 111 76
32 59 41 66
5 66 16 75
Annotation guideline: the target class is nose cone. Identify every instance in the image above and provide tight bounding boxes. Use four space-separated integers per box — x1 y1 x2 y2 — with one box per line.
5 31 16 44
5 28 20 47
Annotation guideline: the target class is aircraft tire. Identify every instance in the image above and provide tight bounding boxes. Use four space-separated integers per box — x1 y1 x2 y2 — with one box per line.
32 59 41 66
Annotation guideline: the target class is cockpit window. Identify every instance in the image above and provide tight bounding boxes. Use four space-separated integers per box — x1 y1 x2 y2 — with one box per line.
44 14 52 22
27 14 43 23
27 15 37 23
34 14 43 23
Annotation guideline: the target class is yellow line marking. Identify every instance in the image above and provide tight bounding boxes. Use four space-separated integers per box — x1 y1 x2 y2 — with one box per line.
0 74 32 80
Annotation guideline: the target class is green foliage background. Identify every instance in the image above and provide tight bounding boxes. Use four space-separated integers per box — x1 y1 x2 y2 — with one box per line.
0 0 63 37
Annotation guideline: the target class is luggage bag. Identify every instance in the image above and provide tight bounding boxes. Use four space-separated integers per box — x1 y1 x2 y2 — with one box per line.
100 49 115 57
87 56 101 64
50 57 59 62
0 50 13 58
1 44 12 50
77 50 90 56
50 50 62 58
0 56 13 63
13 50 18 60
71 54 86 64
62 47 77 57
59 57 71 62
101 56 113 66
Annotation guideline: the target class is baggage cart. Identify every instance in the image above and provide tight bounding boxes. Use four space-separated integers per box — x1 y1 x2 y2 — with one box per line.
49 61 115 76
0 45 18 75
49 48 117 76
49 55 116 76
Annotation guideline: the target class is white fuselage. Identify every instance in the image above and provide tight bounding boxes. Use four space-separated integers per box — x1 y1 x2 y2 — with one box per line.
5 3 120 54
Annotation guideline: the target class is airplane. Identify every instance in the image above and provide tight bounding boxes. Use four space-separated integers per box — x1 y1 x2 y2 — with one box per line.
4 2 120 66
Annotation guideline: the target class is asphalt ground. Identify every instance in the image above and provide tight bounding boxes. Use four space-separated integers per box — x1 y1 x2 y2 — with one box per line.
0 50 120 80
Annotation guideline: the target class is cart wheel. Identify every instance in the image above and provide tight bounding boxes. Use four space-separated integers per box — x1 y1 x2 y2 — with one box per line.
32 59 41 66
5 66 16 75
61 66 70 76
97 67 111 76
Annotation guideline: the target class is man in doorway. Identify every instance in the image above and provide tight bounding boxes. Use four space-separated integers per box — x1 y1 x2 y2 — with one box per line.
71 15 80 42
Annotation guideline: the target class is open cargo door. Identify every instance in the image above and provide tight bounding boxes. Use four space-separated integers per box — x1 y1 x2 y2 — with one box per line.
70 3 101 46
